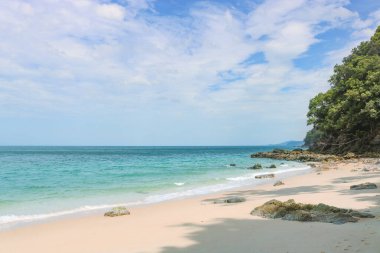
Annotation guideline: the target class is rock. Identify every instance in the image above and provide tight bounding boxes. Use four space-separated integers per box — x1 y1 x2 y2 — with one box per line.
350 211 375 218
224 196 246 203
343 152 357 159
250 199 285 218
283 210 313 221
273 180 284 186
209 196 246 204
316 213 359 224
268 164 277 168
229 163 236 167
273 149 287 153
250 199 374 224
307 163 317 168
362 168 370 172
251 150 341 162
313 203 347 213
104 206 130 217
255 173 275 179
248 163 262 170
350 182 377 190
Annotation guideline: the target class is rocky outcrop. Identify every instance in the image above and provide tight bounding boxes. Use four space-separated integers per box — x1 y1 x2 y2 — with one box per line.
255 173 275 179
343 152 357 159
268 164 277 168
251 149 342 162
273 180 284 186
104 206 130 217
250 199 374 224
350 182 377 190
248 163 262 170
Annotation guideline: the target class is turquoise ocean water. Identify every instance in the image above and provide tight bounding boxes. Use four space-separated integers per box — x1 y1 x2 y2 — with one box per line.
0 146 310 229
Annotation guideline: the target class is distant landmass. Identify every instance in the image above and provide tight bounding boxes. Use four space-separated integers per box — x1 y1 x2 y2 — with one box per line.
272 140 304 147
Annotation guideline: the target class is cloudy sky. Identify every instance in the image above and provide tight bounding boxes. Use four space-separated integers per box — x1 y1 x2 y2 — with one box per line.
0 0 379 145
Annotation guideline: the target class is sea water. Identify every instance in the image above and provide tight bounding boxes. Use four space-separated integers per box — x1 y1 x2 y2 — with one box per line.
0 146 310 229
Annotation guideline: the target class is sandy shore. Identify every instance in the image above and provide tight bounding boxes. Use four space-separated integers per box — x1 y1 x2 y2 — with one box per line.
1 159 379 253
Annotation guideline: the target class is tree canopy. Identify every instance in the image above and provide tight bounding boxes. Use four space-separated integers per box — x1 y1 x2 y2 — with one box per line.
305 26 380 154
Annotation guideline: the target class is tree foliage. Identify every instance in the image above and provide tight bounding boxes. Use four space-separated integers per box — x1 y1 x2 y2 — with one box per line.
305 26 380 154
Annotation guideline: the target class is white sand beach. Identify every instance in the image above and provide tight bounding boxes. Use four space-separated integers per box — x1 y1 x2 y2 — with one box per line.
0 159 379 253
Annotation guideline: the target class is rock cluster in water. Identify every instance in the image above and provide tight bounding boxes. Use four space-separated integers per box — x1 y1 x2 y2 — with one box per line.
251 199 374 224
104 206 130 217
350 182 377 190
251 149 342 162
248 163 262 170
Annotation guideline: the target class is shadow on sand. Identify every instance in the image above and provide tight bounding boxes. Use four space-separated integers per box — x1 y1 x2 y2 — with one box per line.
160 177 380 253
158 215 380 253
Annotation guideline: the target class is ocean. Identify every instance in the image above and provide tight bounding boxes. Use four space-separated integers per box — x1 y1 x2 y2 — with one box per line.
0 146 310 229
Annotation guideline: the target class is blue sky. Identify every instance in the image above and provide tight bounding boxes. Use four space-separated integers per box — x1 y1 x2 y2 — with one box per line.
0 0 379 145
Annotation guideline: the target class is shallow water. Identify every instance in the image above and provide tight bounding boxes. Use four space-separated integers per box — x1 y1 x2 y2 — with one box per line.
0 146 309 228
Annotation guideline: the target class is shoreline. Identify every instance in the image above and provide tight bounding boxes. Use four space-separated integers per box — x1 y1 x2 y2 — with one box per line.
1 158 379 252
0 162 312 231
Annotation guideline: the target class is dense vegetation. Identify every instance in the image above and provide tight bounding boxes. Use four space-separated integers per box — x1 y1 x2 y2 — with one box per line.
305 26 380 154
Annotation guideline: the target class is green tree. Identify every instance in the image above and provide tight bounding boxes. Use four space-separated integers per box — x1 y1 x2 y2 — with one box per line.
305 26 380 154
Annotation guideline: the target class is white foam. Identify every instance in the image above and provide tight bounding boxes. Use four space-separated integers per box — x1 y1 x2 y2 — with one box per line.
1 165 312 229
0 201 142 227
226 166 310 182
143 166 312 204
226 175 256 181
143 183 238 204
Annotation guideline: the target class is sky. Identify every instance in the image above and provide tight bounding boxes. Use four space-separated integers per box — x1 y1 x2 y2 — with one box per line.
0 0 379 146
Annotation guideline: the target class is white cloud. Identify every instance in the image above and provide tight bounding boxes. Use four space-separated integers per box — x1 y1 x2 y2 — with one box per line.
96 3 125 20
0 0 379 144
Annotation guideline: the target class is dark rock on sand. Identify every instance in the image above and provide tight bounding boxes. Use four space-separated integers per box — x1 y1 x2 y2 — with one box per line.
248 163 262 170
250 199 374 224
251 149 341 162
268 164 276 168
350 182 377 190
104 206 130 217
255 173 275 179
224 196 246 203
350 211 375 218
210 196 246 204
229 163 236 167
273 180 284 186
283 210 313 221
